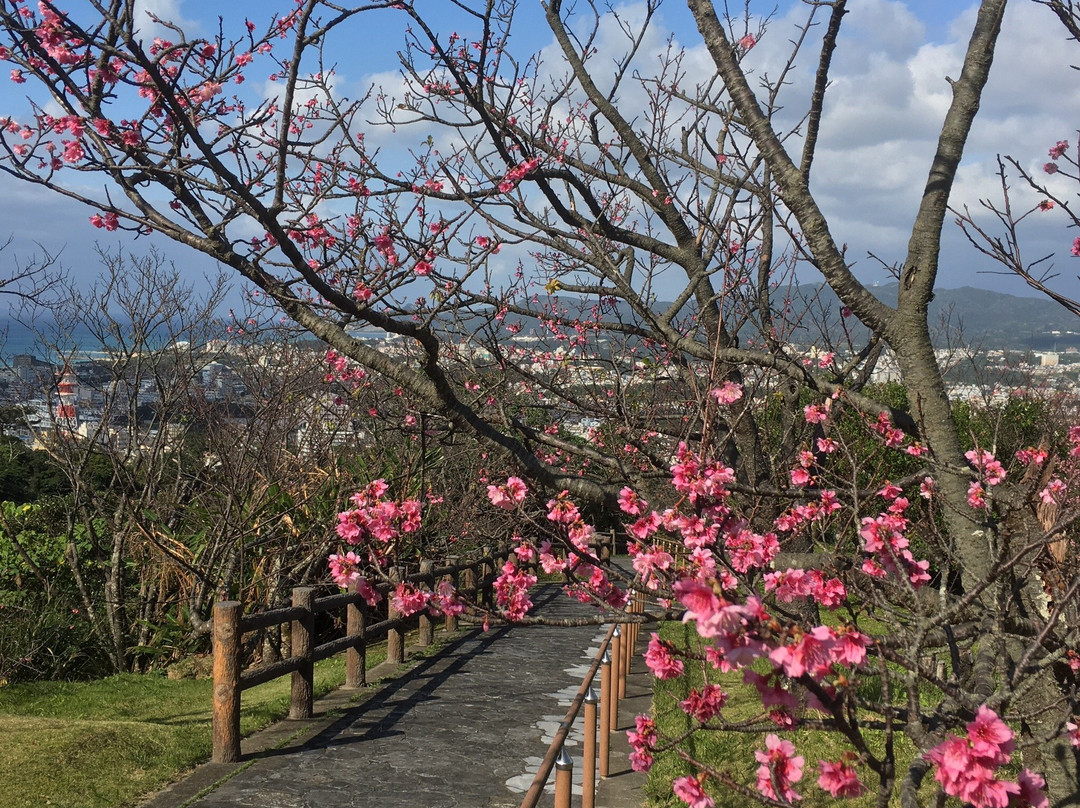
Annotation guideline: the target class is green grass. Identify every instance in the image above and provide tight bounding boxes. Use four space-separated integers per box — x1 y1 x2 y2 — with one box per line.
0 650 386 808
645 621 924 808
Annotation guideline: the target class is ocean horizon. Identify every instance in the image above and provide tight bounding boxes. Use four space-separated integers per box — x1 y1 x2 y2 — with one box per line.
0 318 188 364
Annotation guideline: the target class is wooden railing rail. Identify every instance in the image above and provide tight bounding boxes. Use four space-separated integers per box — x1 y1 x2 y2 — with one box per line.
518 589 645 808
212 545 512 763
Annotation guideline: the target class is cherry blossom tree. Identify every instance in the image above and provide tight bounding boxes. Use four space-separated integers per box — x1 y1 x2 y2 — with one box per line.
0 0 1078 804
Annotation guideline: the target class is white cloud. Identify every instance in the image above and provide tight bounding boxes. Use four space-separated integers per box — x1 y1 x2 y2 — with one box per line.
741 0 1080 292
835 0 927 65
133 0 200 40
1 0 1078 299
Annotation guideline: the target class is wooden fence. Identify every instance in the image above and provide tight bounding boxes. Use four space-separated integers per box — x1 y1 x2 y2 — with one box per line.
211 545 512 763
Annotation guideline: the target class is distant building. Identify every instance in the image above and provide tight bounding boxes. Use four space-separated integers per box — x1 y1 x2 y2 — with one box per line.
869 349 901 384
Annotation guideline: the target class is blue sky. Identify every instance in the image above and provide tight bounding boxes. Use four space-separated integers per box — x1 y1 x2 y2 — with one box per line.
0 0 1076 307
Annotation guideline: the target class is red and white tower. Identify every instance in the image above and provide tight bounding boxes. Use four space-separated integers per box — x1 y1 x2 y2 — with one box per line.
55 364 79 427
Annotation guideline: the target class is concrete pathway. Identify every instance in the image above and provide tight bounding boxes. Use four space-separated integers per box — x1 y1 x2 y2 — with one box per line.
142 584 649 808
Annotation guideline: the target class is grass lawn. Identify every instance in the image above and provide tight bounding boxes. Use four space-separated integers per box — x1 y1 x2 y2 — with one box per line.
645 621 924 808
0 650 386 808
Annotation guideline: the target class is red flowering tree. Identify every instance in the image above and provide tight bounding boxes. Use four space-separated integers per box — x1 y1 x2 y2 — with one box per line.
0 0 1079 805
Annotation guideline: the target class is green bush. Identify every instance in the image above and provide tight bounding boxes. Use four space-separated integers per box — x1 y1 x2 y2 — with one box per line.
0 597 111 683
0 500 113 681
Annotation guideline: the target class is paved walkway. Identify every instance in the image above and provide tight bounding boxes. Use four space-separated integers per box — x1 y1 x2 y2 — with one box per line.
143 584 649 808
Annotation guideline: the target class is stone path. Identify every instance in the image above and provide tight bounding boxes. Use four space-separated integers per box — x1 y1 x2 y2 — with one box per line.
144 584 647 808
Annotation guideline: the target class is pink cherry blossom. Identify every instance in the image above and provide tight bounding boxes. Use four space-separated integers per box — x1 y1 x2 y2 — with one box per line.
830 626 871 666
967 705 1014 762
1016 770 1049 808
673 578 720 617
494 559 536 620
391 582 430 617
328 551 363 588
1015 447 1048 466
486 476 528 509
628 713 657 771
645 632 685 679
1039 478 1065 504
769 625 836 679
545 490 581 524
680 684 728 723
967 480 988 510
803 400 831 424
631 544 674 589
673 775 715 808
1067 721 1080 748
789 467 812 487
755 734 804 802
618 486 647 515
710 380 744 405
429 579 464 616
966 448 1006 485
924 706 1037 808
817 759 867 798
188 80 222 104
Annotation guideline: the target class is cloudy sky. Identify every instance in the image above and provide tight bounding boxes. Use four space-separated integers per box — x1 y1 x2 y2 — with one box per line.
0 0 1077 305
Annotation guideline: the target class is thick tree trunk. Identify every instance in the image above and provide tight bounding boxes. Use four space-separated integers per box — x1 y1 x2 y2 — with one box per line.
105 532 127 672
892 329 993 585
1024 667 1080 806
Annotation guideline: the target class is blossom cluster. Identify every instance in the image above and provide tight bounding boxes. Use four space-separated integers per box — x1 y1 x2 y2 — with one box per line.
486 476 527 510
493 559 537 620
327 551 381 605
334 479 422 564
497 157 541 194
924 706 1047 808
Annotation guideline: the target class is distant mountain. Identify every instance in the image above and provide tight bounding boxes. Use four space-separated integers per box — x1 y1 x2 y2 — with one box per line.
2 282 1076 362
788 283 1080 351
924 286 1080 350
491 283 1080 352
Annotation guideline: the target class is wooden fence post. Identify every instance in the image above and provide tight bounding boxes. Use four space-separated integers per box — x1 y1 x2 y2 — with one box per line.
583 687 598 808
599 649 612 778
620 617 631 698
345 581 366 688
464 559 477 602
554 747 573 808
212 600 242 764
387 567 405 664
290 587 315 720
481 545 493 607
418 559 435 646
631 590 642 658
610 626 622 732
445 555 460 633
